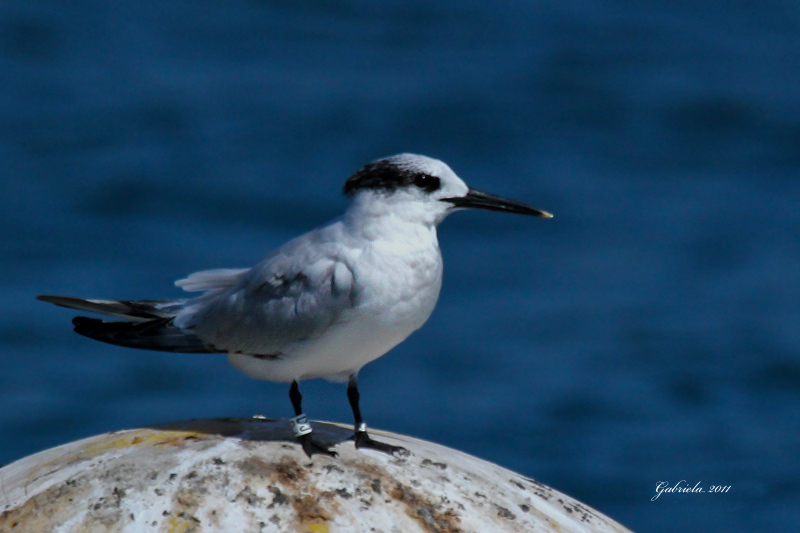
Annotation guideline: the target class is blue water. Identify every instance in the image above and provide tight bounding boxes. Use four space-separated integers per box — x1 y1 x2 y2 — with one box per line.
3 1 800 530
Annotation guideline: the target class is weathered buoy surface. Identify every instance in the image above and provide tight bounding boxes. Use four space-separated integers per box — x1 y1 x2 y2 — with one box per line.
0 418 632 532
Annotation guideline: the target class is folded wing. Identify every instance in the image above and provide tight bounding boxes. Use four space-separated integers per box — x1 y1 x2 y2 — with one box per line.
176 249 356 356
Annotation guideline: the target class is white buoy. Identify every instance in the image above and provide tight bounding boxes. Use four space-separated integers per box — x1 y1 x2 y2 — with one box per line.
0 419 632 532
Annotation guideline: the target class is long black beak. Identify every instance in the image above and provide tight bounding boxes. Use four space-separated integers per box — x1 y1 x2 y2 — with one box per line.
442 188 553 218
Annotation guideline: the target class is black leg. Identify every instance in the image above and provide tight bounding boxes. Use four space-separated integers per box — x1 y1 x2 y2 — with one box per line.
289 380 303 415
289 380 336 457
347 375 407 456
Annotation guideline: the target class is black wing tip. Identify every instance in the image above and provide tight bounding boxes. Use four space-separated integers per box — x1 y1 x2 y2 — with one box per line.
70 316 224 354
72 316 100 330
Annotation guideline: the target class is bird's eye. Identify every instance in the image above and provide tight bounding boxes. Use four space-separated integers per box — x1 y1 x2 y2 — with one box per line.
413 174 441 193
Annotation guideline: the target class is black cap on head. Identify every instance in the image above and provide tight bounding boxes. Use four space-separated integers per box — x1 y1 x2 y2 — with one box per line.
344 158 441 197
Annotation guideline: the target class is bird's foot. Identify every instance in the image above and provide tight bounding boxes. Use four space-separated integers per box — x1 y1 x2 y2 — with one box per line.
352 430 408 456
290 413 337 458
297 433 338 458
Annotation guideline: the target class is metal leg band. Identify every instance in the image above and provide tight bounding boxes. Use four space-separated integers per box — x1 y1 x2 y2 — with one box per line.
356 422 367 433
290 414 312 437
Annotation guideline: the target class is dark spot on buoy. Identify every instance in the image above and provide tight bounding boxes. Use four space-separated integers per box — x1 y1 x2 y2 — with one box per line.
269 487 289 507
421 459 447 470
495 504 516 521
335 488 353 499
324 464 345 474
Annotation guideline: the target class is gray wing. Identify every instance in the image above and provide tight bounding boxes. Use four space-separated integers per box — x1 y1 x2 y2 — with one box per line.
173 225 356 356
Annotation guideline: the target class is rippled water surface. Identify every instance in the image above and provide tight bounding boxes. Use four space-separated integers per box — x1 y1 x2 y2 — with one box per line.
2 2 800 531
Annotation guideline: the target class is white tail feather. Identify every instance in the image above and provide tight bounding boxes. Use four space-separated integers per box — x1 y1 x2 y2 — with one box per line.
175 268 249 292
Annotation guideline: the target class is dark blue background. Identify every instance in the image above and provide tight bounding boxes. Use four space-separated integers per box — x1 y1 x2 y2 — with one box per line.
3 1 799 531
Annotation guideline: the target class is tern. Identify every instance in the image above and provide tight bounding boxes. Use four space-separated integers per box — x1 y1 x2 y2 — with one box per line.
38 154 552 457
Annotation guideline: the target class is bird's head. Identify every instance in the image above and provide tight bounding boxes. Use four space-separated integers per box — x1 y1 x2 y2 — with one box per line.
343 153 552 226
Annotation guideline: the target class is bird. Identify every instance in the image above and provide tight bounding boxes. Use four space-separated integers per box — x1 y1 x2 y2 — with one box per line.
38 153 552 457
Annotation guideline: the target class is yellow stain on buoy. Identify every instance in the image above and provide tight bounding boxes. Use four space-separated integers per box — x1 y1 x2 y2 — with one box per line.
164 514 196 533
306 521 330 533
